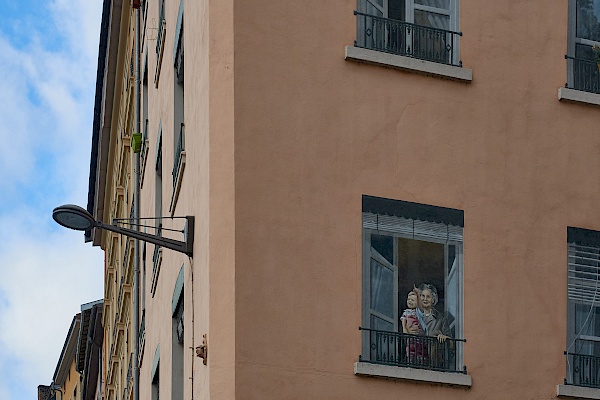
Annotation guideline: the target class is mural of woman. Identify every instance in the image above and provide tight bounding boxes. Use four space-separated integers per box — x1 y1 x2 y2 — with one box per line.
417 283 450 342
404 283 453 368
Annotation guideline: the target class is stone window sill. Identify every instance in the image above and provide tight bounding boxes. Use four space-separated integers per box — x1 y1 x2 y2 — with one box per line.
558 87 600 107
345 46 473 82
354 362 472 387
557 384 600 399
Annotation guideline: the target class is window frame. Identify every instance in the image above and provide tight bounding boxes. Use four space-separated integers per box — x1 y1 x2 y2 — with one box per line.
361 203 465 371
356 0 461 66
566 227 600 390
566 0 600 94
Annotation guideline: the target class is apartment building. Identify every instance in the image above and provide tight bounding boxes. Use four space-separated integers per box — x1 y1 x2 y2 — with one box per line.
39 301 103 400
85 0 600 399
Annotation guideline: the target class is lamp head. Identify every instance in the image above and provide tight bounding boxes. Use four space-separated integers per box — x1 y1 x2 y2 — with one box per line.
52 204 96 231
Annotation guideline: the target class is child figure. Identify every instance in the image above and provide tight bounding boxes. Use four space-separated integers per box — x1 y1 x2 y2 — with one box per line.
400 287 428 364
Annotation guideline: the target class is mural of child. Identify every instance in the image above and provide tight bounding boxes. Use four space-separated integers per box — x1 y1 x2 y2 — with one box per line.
400 286 428 363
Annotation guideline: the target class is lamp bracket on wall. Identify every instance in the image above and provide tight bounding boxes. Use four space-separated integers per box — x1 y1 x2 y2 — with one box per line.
52 204 195 257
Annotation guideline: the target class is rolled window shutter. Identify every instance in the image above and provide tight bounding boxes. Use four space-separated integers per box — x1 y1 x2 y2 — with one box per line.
568 243 600 306
363 212 463 242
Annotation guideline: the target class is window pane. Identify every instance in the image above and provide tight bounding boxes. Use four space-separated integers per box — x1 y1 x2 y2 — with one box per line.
366 0 384 16
415 0 450 10
574 304 600 356
397 238 445 313
371 315 394 332
446 245 458 337
577 0 600 41
389 0 405 20
414 9 450 30
370 258 395 318
371 234 394 265
576 43 595 60
366 3 383 17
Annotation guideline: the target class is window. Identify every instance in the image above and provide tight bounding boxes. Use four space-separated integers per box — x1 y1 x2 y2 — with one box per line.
152 346 160 400
361 195 465 373
567 0 600 94
565 227 600 389
355 0 461 66
140 52 149 184
152 127 163 296
155 0 166 86
171 1 185 212
172 267 184 400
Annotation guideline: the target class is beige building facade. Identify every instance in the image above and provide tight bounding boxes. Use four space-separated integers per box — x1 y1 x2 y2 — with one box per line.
86 0 600 399
40 300 103 400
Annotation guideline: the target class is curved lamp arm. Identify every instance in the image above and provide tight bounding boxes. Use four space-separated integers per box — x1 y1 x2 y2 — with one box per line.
96 217 194 257
53 204 194 257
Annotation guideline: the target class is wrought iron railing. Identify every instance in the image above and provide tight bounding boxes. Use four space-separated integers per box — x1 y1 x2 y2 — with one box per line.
172 123 185 188
156 1 165 55
175 29 184 82
141 118 149 171
565 55 600 94
138 311 146 364
359 327 466 373
565 349 600 388
152 245 161 278
117 275 124 312
354 11 462 67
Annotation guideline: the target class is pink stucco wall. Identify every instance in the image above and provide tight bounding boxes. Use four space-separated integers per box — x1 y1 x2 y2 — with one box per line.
228 0 600 398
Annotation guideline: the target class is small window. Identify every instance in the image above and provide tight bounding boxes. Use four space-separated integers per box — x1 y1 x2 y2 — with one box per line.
361 195 465 373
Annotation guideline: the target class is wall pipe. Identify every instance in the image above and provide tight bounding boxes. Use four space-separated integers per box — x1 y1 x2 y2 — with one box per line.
133 3 141 400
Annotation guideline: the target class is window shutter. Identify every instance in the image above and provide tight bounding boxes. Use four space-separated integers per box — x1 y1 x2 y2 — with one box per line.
363 212 463 242
568 243 600 306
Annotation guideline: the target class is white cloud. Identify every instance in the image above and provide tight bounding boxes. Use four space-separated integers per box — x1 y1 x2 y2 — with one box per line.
0 223 103 386
0 0 103 398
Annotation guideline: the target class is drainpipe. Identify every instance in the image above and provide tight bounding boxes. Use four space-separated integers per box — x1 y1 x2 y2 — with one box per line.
133 4 141 400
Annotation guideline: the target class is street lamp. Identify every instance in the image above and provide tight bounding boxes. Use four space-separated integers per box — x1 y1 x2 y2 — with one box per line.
52 204 194 256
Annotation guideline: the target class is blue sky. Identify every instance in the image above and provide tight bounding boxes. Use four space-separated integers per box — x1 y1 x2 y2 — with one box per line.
0 1 104 398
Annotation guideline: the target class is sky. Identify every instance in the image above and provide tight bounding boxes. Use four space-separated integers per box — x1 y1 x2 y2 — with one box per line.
0 0 104 398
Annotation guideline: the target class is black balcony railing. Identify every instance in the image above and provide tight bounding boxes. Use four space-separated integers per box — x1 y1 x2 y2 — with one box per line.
172 123 185 188
138 311 146 364
566 55 600 94
566 349 600 388
141 118 148 159
359 327 466 373
156 1 165 55
354 11 462 67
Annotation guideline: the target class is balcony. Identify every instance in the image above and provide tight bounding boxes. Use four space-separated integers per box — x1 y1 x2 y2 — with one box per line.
359 327 466 373
565 349 600 389
172 123 185 189
354 11 462 67
566 55 600 95
140 118 149 185
138 311 146 365
150 245 162 296
170 123 186 214
154 0 166 85
155 1 165 56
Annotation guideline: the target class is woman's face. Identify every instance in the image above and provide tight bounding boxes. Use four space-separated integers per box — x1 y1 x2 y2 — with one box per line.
421 289 433 310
